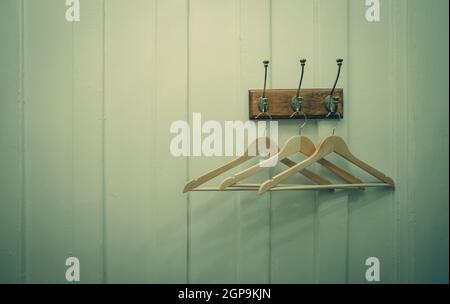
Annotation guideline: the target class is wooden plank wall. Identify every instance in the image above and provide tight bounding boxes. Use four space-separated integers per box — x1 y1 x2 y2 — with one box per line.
0 0 448 284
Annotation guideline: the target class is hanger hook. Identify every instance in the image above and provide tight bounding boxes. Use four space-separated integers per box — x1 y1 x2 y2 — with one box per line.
326 109 342 119
256 111 272 120
290 110 307 135
299 114 308 135
258 110 273 138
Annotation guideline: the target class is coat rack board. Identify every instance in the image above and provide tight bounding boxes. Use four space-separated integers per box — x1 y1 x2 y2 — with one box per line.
249 88 344 120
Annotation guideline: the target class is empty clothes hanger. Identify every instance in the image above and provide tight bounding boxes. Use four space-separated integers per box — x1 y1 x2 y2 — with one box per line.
183 137 328 193
258 135 396 194
219 134 360 189
183 137 269 193
218 135 313 189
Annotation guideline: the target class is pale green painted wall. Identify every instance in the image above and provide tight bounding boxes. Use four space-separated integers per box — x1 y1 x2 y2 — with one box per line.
0 0 448 284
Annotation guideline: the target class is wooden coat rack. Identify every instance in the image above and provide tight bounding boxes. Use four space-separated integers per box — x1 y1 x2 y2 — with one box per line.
249 88 344 120
249 59 344 120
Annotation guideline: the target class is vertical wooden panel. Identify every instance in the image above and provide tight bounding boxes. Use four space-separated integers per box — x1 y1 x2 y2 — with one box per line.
24 0 74 283
270 0 317 283
407 0 449 284
153 0 188 283
392 0 410 284
347 0 395 284
104 0 157 283
315 0 349 284
72 0 104 283
0 0 445 285
237 0 272 283
0 0 23 283
188 0 240 283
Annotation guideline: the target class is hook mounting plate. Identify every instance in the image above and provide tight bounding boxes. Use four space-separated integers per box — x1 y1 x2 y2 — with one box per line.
258 97 269 113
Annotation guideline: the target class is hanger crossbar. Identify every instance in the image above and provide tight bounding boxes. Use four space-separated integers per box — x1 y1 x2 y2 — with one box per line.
191 183 391 192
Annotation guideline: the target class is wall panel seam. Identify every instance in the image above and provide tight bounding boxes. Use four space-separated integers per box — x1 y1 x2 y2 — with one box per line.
186 0 191 285
152 0 159 283
312 0 320 285
392 0 411 283
20 0 27 284
390 0 397 284
235 0 242 284
405 0 414 283
101 0 108 284
267 0 273 285
71 12 75 260
344 0 351 284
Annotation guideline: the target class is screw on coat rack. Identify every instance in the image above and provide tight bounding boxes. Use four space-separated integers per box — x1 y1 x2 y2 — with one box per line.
257 60 270 118
291 59 307 118
324 59 344 118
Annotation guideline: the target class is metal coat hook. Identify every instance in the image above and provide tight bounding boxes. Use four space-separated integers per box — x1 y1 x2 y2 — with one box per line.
291 59 307 118
257 60 271 119
324 59 343 118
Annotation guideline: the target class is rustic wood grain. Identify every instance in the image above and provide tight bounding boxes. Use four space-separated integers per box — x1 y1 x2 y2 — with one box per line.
249 88 344 120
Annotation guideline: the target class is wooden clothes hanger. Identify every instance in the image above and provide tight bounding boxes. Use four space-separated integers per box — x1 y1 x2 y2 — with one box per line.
183 137 330 193
219 135 362 190
258 135 395 194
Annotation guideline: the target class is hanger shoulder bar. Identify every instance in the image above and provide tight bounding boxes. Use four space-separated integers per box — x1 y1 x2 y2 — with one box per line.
185 137 279 192
259 142 334 193
220 136 332 189
297 136 362 184
337 151 395 187
219 157 332 189
281 158 331 185
317 158 363 184
330 136 395 187
183 155 252 193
